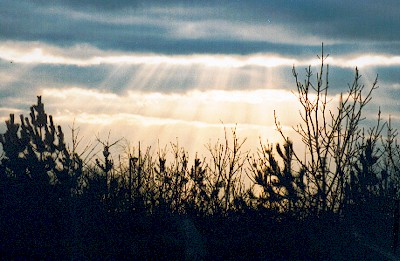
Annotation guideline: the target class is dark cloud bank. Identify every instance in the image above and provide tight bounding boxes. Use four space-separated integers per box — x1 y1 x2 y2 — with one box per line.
1 0 399 55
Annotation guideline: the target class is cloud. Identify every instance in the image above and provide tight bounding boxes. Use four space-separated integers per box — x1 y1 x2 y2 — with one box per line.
1 1 399 55
0 41 301 67
3 41 400 69
331 56 400 68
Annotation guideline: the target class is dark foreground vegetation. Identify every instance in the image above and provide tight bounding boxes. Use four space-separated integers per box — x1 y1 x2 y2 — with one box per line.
1 52 400 260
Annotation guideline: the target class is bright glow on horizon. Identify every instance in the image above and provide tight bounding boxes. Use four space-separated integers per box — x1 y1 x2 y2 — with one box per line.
41 87 300 125
37 87 301 156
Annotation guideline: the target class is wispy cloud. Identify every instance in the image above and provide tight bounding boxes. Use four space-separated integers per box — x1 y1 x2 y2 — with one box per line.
2 42 400 69
0 41 298 67
331 56 400 68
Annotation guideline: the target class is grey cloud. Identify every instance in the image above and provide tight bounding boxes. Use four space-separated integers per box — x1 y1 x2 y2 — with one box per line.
0 61 126 92
0 57 380 97
375 66 400 86
225 0 399 41
1 0 399 56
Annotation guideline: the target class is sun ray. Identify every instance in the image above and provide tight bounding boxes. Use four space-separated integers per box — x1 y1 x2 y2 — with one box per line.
126 64 161 91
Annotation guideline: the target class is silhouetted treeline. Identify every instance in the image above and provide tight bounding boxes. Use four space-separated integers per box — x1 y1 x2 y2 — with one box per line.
1 53 400 260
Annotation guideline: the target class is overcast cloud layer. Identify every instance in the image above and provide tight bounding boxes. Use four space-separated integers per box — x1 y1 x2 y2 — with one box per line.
0 0 399 155
2 0 400 54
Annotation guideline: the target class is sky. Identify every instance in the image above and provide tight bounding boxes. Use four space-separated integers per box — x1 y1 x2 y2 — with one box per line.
0 0 400 157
